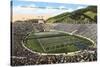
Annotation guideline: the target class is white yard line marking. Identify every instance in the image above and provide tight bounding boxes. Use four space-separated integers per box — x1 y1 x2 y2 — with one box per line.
37 39 46 52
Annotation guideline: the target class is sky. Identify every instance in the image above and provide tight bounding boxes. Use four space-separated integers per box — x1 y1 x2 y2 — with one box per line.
12 0 89 15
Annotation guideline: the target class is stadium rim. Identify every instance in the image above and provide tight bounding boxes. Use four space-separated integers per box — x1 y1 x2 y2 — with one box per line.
21 30 96 56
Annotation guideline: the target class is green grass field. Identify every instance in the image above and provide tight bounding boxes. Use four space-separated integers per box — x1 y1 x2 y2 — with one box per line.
24 31 94 54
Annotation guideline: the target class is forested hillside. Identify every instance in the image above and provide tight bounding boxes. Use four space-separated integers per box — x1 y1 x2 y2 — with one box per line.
46 6 97 24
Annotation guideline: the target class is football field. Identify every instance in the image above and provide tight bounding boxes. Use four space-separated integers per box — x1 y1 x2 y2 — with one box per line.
24 31 94 53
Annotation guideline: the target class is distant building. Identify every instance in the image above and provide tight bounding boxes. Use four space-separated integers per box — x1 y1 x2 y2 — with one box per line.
38 19 45 24
38 16 45 23
33 16 51 32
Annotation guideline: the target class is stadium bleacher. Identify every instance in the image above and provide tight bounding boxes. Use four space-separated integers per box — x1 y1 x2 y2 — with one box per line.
11 21 97 66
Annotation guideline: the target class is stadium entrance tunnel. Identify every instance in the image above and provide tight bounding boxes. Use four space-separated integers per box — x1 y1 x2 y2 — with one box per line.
23 31 95 54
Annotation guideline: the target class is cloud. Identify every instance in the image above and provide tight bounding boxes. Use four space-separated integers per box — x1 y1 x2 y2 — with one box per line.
45 6 53 9
13 4 39 14
13 6 35 14
27 4 36 7
59 6 66 9
13 4 73 16
76 6 85 9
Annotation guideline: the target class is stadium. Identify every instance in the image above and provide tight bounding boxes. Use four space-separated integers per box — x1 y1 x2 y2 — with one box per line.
11 2 97 65
11 20 97 66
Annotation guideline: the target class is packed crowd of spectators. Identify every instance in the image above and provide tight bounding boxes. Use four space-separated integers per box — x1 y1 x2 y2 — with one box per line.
11 50 97 66
11 21 97 66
